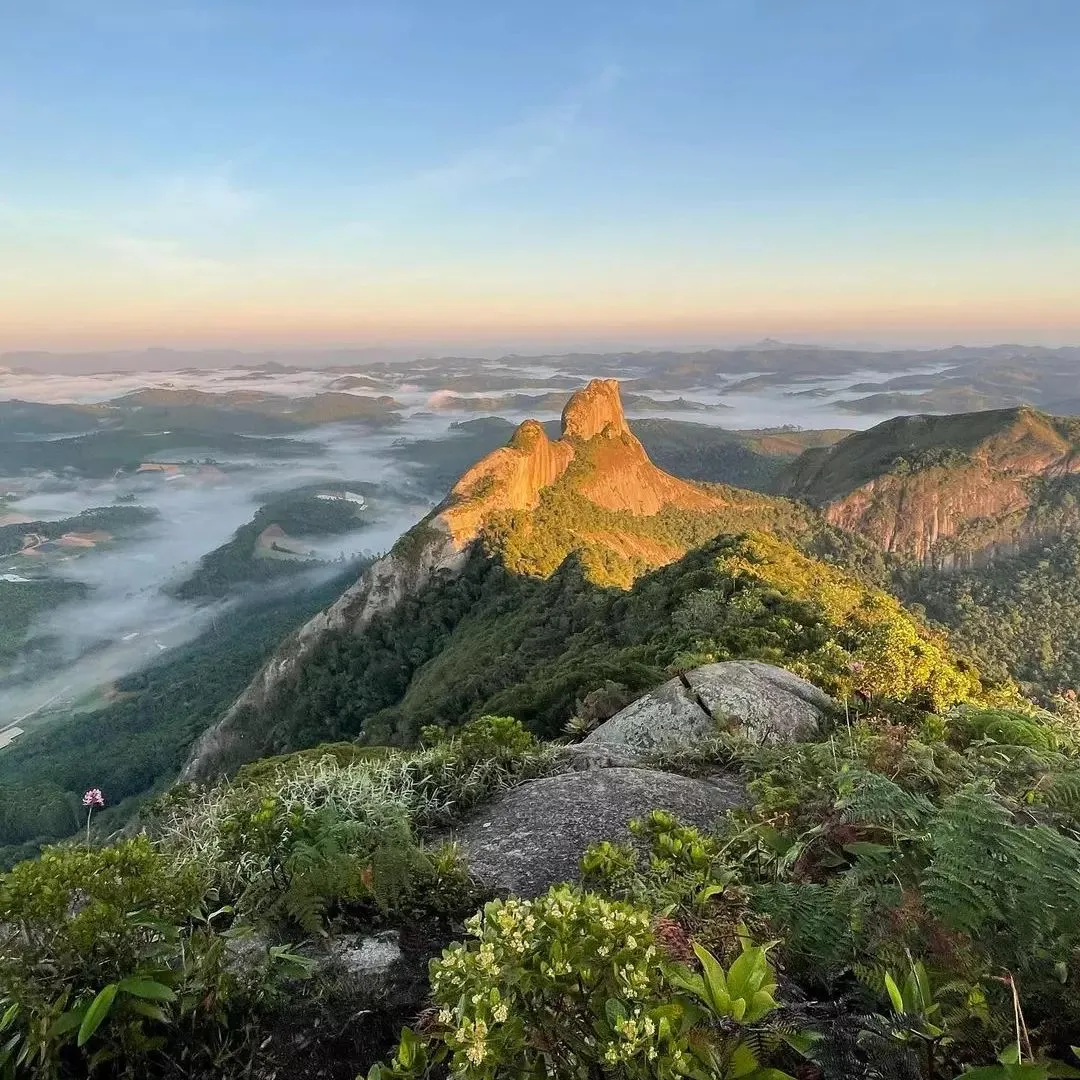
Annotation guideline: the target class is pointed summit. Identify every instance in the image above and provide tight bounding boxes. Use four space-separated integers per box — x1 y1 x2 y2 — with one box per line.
560 378 631 440
434 378 747 548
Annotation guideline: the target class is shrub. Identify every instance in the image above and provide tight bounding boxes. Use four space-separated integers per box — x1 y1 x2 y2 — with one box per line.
368 885 800 1080
0 838 231 1079
946 706 1057 751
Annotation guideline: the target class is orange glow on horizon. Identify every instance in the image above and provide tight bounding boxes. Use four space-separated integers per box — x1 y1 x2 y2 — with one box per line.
4 296 1080 352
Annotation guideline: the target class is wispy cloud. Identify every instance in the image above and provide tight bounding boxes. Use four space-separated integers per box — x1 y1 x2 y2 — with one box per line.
94 167 261 280
412 63 623 197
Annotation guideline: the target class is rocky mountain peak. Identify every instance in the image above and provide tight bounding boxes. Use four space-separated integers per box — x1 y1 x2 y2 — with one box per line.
560 378 631 441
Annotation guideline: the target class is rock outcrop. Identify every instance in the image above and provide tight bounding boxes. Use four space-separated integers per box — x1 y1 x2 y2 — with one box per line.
439 377 726 530
782 407 1080 565
584 661 836 759
453 767 747 897
227 928 440 1078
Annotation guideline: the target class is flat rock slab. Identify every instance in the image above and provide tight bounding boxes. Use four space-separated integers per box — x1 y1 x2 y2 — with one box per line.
585 660 835 758
453 767 746 898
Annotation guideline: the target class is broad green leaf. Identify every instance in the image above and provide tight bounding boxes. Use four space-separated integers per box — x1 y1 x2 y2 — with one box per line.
912 961 933 1011
692 943 731 1014
667 963 705 996
117 978 176 1003
748 989 779 1022
728 945 768 999
884 972 905 1016
48 1010 85 1038
604 998 626 1027
694 883 727 906
0 1006 16 1033
728 1041 761 1078
755 825 794 855
125 1001 169 1024
77 984 118 1048
781 1030 818 1055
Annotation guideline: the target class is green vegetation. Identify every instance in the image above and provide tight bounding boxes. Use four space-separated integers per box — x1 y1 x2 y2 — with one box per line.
371 890 797 1080
0 569 363 865
0 718 558 1079
172 489 372 599
634 420 850 493
250 527 996 757
0 578 88 670
476 437 818 588
8 695 1080 1078
0 505 157 557
781 407 1080 505
0 429 321 478
900 532 1080 699
10 391 1080 1078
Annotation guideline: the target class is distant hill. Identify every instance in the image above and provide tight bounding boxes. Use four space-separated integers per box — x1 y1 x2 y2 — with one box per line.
781 406 1080 565
112 387 403 427
390 415 851 498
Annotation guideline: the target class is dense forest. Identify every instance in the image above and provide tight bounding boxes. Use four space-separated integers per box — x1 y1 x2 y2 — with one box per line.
0 566 363 866
899 532 1080 699
242 527 996 760
0 578 88 669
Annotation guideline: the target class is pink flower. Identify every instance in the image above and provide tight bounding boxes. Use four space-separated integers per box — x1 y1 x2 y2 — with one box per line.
82 788 105 809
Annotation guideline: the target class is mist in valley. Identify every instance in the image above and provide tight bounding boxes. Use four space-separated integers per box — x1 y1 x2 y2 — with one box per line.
0 349 1038 731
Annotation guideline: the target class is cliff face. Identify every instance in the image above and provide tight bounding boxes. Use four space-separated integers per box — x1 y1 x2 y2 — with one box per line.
441 379 727 527
440 420 575 542
782 407 1080 564
182 379 742 781
181 521 465 781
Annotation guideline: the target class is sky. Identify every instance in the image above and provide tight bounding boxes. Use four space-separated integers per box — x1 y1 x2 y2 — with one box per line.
2 0 1079 351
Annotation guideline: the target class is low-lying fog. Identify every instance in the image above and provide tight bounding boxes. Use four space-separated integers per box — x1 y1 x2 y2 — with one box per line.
0 356 951 728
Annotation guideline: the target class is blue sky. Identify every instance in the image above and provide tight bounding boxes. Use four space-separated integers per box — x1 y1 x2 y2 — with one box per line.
2 0 1079 349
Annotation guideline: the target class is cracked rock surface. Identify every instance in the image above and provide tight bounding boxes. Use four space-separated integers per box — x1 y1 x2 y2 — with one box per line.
583 661 836 758
453 767 746 897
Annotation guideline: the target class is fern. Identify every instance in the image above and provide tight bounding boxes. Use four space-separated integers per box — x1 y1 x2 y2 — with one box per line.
922 782 1080 969
753 877 885 973
837 770 935 834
